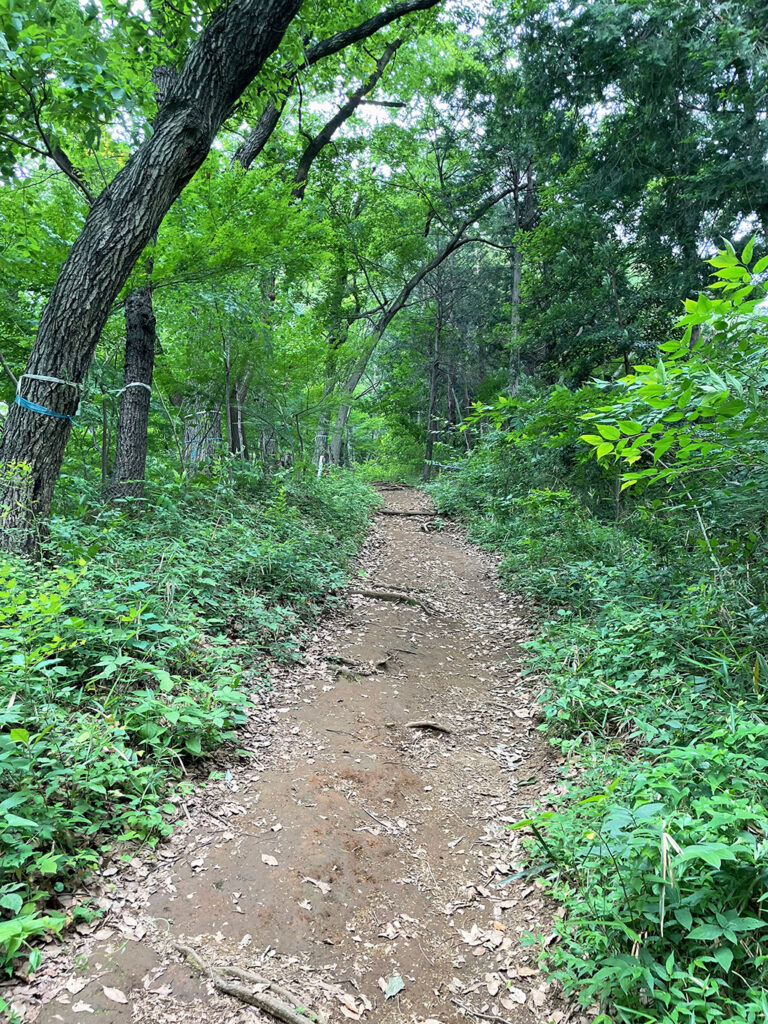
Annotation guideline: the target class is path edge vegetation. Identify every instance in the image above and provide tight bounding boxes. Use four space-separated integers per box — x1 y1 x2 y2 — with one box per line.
0 468 378 991
428 243 768 1024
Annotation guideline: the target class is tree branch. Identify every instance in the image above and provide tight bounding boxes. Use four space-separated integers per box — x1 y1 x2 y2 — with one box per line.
292 39 403 198
234 0 441 169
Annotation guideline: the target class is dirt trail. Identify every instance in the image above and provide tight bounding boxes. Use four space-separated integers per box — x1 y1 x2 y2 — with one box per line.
10 488 572 1024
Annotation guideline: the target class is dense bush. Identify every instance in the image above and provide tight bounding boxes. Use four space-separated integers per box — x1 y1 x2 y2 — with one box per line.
0 467 376 971
429 246 768 1023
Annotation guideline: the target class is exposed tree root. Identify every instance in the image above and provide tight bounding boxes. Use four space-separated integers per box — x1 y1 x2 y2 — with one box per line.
405 720 453 734
349 587 433 614
175 943 315 1024
375 509 435 517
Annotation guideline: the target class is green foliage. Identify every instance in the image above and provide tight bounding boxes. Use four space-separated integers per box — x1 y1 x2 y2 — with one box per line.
581 241 768 493
429 253 768 1022
0 469 376 973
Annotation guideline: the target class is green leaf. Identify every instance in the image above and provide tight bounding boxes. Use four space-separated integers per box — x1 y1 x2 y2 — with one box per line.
3 813 39 828
597 424 621 440
617 420 643 436
9 728 29 744
688 923 723 940
676 842 738 868
596 442 614 458
184 735 202 755
36 853 59 875
674 908 693 931
716 398 746 418
0 893 23 914
712 946 734 972
741 236 755 265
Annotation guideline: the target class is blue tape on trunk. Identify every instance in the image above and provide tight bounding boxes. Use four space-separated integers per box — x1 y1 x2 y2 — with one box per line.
14 394 79 426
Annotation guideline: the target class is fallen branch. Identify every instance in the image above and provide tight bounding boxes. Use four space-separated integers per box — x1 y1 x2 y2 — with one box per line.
405 720 452 734
376 509 435 516
349 587 430 613
175 943 313 1024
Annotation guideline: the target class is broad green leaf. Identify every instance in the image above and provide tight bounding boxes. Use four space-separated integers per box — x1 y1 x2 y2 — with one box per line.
597 424 620 440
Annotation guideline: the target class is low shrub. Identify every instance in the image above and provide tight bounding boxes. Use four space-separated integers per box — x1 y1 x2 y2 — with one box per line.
0 468 377 973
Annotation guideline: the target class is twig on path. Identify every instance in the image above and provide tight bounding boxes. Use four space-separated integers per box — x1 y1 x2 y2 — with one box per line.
175 943 314 1024
362 805 398 832
451 997 510 1023
405 720 453 734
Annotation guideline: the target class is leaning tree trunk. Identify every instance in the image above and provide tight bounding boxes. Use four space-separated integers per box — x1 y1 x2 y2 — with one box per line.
328 185 514 465
0 0 302 556
104 287 156 501
329 338 377 465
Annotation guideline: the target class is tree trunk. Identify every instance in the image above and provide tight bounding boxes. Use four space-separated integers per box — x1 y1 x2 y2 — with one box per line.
329 186 514 467
329 337 377 465
423 303 441 482
314 410 330 466
104 287 156 501
229 378 249 457
0 0 302 555
508 244 523 395
184 404 221 467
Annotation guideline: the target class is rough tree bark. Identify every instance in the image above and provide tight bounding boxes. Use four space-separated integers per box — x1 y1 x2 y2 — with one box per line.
103 287 156 500
1 0 442 553
184 404 222 466
0 0 303 555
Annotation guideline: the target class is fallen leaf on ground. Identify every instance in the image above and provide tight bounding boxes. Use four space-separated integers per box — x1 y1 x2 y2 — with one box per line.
261 853 278 866
103 986 129 1004
531 987 547 1007
384 975 404 1000
485 973 501 996
72 1002 94 1013
505 987 526 1005
303 876 331 894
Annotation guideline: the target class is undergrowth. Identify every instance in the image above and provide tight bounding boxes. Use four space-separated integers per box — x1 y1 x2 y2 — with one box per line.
428 254 768 1023
0 467 376 974
432 466 768 1023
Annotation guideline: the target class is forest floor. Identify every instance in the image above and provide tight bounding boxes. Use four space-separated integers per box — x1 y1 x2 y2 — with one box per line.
9 488 585 1024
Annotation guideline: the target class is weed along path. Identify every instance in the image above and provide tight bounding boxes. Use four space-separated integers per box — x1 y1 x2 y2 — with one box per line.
15 489 574 1024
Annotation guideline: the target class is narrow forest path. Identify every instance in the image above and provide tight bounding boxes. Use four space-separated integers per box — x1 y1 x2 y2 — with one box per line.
14 488 575 1024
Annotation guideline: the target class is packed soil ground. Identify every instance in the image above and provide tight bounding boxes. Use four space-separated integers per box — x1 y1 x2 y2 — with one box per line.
7 487 587 1024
